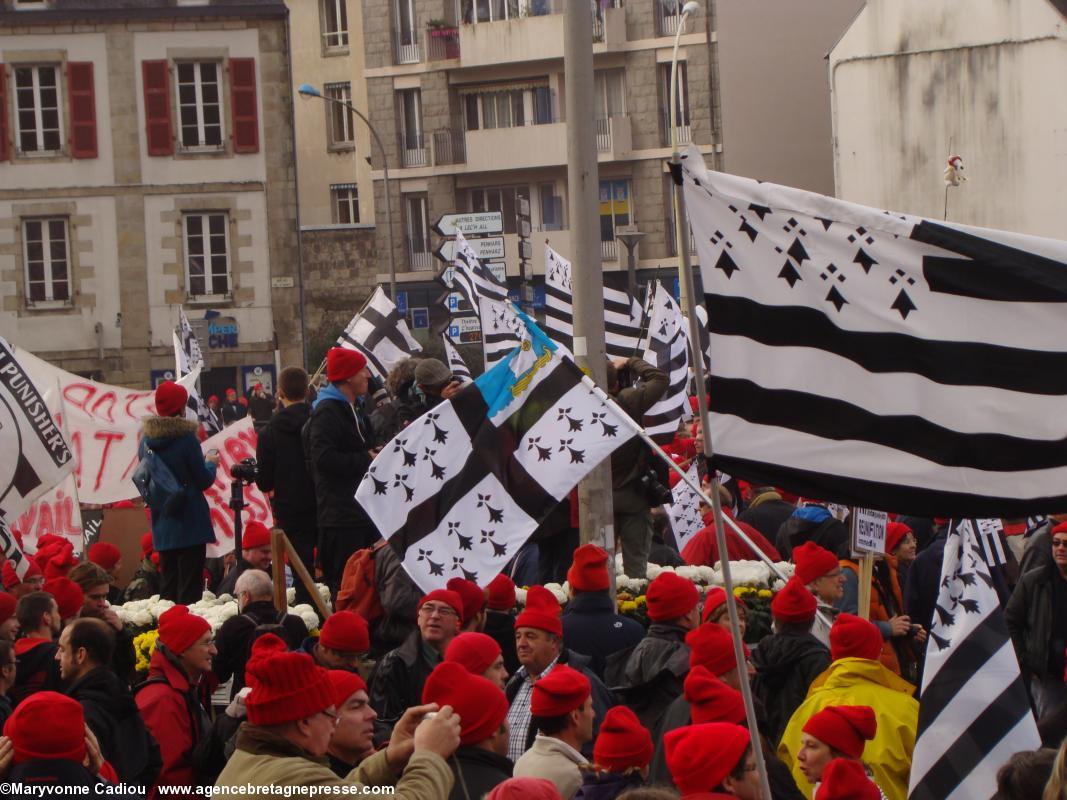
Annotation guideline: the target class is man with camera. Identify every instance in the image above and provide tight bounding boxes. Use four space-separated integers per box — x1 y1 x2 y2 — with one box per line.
606 356 668 581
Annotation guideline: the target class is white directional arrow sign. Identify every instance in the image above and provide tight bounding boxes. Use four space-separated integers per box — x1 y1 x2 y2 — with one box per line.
432 211 504 237
434 236 506 263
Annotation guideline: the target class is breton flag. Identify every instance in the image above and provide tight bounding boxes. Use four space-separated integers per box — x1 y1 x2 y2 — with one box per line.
356 311 637 593
447 232 521 369
681 147 1067 517
176 307 204 374
908 519 1040 800
665 463 704 552
442 333 473 383
0 513 31 581
336 286 422 380
543 244 645 359
641 281 691 443
0 336 75 521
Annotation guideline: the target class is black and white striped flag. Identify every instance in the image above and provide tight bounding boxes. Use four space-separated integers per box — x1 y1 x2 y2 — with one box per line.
681 148 1067 517
442 333 472 383
336 286 422 381
447 232 521 370
908 519 1040 800
543 245 644 359
641 281 691 444
177 307 204 373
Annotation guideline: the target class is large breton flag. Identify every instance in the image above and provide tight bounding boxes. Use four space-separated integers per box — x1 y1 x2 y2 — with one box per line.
356 311 636 592
543 244 645 359
681 147 1067 516
336 286 422 380
908 519 1040 800
641 282 691 443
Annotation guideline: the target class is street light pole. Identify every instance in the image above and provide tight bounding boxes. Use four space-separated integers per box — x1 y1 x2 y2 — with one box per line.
298 84 397 302
615 226 645 302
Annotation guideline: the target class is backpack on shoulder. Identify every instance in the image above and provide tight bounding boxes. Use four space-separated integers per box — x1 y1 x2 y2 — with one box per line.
131 446 187 518
336 539 390 621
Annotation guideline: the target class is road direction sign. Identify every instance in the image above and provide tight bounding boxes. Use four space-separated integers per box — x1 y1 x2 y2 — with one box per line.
434 236 506 263
432 212 503 237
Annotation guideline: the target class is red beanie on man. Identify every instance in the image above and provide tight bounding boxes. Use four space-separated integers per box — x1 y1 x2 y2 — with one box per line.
447 578 487 625
771 577 818 623
829 613 883 662
803 705 877 759
319 611 370 654
245 651 336 726
665 722 750 795
43 547 77 581
486 778 561 800
244 633 289 692
327 669 368 708
88 542 122 571
701 586 728 623
422 661 508 746
567 544 611 592
157 605 211 654
241 521 271 550
531 664 590 717
593 706 653 772
3 691 87 765
814 758 881 800
687 622 747 676
154 381 188 417
326 347 367 383
646 572 700 622
684 665 746 724
445 632 501 676
486 573 516 611
515 586 563 636
43 578 83 620
793 541 839 584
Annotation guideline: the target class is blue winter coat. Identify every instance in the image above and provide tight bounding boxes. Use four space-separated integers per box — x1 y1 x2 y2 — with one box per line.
562 591 646 680
139 415 217 552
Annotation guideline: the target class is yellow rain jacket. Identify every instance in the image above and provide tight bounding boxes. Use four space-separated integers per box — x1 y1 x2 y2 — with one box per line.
777 657 918 800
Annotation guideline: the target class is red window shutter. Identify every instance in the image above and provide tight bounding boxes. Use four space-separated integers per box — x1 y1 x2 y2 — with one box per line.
229 58 259 154
142 60 173 156
67 62 97 159
0 64 9 162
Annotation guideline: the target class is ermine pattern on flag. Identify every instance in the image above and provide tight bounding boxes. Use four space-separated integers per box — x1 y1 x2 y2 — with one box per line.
356 314 636 593
178 307 204 372
336 286 422 380
641 282 691 443
665 463 703 552
681 146 1067 516
908 518 1040 800
442 334 472 382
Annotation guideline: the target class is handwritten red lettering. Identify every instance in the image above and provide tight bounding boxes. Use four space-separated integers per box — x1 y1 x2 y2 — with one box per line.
63 383 97 417
93 431 125 492
89 391 118 424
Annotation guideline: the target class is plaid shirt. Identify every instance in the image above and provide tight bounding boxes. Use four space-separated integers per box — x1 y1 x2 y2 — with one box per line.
505 655 559 763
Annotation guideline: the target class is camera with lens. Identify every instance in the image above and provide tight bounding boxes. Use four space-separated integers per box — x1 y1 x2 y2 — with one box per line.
230 457 259 483
639 468 673 507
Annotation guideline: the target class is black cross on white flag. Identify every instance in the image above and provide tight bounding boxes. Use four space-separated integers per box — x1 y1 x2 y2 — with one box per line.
336 286 422 380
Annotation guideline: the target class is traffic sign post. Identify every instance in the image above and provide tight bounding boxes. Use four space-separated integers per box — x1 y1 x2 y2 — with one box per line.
434 236 506 263
432 212 503 237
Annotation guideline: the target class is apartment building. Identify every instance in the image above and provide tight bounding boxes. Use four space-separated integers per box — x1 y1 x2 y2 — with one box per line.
359 0 722 316
0 0 301 394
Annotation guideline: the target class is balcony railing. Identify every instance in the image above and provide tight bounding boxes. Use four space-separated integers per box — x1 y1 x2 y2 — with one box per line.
662 110 692 146
408 236 434 271
595 117 611 152
655 0 682 36
427 25 461 60
457 0 561 24
400 132 428 167
395 31 421 64
432 128 466 165
591 0 621 42
600 239 618 261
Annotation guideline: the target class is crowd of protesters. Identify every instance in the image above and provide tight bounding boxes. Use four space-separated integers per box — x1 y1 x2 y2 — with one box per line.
0 346 1063 799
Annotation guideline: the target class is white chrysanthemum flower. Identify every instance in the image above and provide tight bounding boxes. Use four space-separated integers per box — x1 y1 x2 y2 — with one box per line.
514 588 527 607
544 583 568 604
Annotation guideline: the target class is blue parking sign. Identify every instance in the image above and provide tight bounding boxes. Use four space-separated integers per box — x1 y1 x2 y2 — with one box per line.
396 291 408 313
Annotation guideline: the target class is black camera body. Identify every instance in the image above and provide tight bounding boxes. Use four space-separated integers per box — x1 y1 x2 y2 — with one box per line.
230 457 259 482
639 468 673 507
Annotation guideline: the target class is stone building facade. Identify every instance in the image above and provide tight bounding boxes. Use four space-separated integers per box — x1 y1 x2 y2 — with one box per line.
0 0 301 395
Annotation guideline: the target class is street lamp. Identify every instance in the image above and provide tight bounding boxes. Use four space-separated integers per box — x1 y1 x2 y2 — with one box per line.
298 83 397 302
615 225 645 302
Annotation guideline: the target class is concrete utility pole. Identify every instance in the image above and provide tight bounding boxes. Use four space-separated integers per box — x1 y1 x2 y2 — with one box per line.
564 0 614 554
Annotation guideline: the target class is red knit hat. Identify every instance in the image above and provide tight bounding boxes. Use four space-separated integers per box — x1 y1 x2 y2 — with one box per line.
157 605 211 654
684 665 746 724
515 586 563 637
567 544 610 592
87 542 122 571
154 381 188 417
486 573 516 611
245 651 336 726
665 722 750 794
326 347 367 382
646 572 700 622
486 778 561 800
445 632 501 675
803 705 877 759
422 661 508 746
242 521 271 550
814 758 881 800
793 541 840 584
687 622 747 676
530 664 590 716
885 522 912 554
830 613 883 662
593 706 653 772
43 544 76 580
0 592 15 624
418 589 463 618
319 611 370 654
771 577 818 623
701 586 728 623
141 532 155 556
244 633 289 692
43 577 83 620
3 691 86 765
446 578 487 624
327 669 367 707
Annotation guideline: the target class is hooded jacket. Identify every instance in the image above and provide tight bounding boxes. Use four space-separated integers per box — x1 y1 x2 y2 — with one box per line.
778 658 918 800
12 637 60 704
255 401 317 525
139 415 217 552
775 507 849 561
751 630 830 744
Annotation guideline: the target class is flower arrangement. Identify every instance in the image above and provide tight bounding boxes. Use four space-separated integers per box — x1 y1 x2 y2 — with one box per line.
133 628 159 673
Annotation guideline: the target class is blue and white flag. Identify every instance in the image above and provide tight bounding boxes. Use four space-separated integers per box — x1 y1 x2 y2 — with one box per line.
356 311 637 592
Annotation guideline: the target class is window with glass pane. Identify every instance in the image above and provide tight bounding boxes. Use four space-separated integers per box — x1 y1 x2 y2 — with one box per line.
321 0 349 48
533 86 554 124
539 183 563 231
470 186 529 234
332 185 359 224
399 89 423 149
324 83 354 145
23 218 70 304
184 213 230 297
14 66 61 154
599 179 631 242
661 62 690 125
594 69 626 120
396 0 417 46
176 63 223 149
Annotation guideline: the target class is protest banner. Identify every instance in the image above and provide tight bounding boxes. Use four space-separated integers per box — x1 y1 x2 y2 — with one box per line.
199 418 273 558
